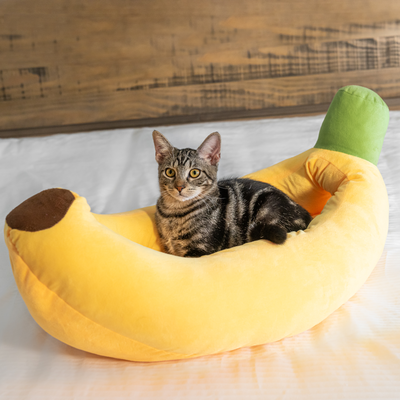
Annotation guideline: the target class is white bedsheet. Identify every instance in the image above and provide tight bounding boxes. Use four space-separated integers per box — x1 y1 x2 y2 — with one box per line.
0 114 399 399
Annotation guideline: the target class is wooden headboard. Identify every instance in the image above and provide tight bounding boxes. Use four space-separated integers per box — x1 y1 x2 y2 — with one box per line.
1 0 400 137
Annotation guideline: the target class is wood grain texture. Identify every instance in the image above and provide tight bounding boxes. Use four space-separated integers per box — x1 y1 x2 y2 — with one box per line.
1 0 400 136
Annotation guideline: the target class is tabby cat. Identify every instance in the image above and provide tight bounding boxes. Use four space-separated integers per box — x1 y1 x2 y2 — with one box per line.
153 130 312 257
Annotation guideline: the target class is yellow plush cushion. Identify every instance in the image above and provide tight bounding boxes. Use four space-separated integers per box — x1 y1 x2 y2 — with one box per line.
4 86 389 362
4 146 388 362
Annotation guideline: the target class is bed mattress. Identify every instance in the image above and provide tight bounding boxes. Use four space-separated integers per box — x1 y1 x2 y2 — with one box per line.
1 114 399 399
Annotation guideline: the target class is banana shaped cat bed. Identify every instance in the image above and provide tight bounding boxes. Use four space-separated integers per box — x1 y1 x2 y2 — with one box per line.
4 85 389 362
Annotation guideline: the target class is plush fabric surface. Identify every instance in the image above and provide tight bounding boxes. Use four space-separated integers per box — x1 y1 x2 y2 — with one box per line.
3 87 390 363
315 85 389 165
3 147 389 362
1 105 399 397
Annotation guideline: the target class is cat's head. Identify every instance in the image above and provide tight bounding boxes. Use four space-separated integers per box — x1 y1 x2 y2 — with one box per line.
152 130 221 202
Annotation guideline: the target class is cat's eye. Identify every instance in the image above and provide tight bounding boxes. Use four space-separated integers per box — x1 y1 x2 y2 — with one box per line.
165 168 176 178
189 169 201 178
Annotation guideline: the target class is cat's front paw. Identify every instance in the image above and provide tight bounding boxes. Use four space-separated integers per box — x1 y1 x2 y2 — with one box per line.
249 222 287 244
265 225 287 245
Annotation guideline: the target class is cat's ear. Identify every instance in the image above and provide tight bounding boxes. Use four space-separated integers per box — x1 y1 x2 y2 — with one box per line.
197 132 221 166
153 130 173 164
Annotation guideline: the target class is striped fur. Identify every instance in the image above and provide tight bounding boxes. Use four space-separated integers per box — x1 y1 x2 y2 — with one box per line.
153 130 312 257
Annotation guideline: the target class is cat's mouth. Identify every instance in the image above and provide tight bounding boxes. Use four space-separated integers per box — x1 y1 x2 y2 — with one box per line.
174 192 192 201
167 189 198 202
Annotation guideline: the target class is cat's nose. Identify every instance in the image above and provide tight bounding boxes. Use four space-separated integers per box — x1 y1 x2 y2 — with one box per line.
176 185 185 193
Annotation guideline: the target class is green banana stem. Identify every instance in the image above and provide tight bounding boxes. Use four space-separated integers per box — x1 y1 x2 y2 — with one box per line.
314 85 389 165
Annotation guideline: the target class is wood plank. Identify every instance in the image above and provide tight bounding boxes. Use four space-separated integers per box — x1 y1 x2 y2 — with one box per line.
2 68 400 138
1 0 400 135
